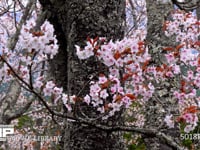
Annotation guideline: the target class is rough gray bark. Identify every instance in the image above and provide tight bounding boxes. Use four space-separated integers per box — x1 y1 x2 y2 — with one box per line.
197 5 200 40
143 0 181 150
0 0 35 126
172 0 200 11
197 5 200 19
39 0 125 149
173 0 200 40
38 0 200 149
0 81 21 124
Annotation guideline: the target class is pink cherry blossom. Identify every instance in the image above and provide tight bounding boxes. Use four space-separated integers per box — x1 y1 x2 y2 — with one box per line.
164 114 175 128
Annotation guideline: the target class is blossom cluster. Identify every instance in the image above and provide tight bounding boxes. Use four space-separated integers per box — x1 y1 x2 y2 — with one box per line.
179 111 198 133
162 10 200 133
0 15 59 85
33 78 73 112
0 1 151 149
1 3 200 150
125 0 147 38
18 19 58 58
0 12 68 149
76 37 154 119
164 9 200 47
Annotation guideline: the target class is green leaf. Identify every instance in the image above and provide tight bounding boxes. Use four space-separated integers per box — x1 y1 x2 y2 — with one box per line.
123 133 132 140
196 89 200 97
182 139 193 148
16 115 33 129
128 143 146 150
180 122 186 133
127 137 146 150
128 144 136 150
180 65 188 76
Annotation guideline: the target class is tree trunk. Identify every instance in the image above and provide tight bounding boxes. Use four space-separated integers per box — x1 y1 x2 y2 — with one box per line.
39 0 125 149
197 5 200 40
197 5 200 19
143 0 180 149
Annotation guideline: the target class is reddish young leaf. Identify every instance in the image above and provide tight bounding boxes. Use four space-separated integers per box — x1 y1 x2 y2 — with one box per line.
194 21 200 26
194 41 200 46
7 69 13 75
136 48 145 56
173 51 180 57
198 57 200 67
87 36 92 44
126 60 134 65
121 73 133 82
181 80 186 87
184 106 198 114
113 50 121 60
162 21 169 31
125 93 136 100
99 73 105 77
176 44 184 50
176 116 186 123
138 41 145 46
115 94 123 102
156 66 164 72
180 80 186 93
93 36 99 43
32 31 44 37
163 47 174 51
73 96 81 102
104 104 109 111
94 45 100 54
101 81 110 89
121 48 132 55
163 64 168 69
142 60 149 71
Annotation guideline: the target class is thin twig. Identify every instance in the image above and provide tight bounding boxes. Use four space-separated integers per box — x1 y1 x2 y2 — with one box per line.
0 55 184 150
8 0 35 50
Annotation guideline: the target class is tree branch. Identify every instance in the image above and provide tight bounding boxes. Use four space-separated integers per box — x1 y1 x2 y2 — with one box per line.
0 55 184 150
71 117 184 150
0 80 21 123
8 0 35 50
32 10 50 31
172 0 200 11
6 98 33 122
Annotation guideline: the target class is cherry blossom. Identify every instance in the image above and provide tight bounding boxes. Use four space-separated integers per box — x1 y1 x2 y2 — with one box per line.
164 114 175 128
75 36 155 119
0 1 200 149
